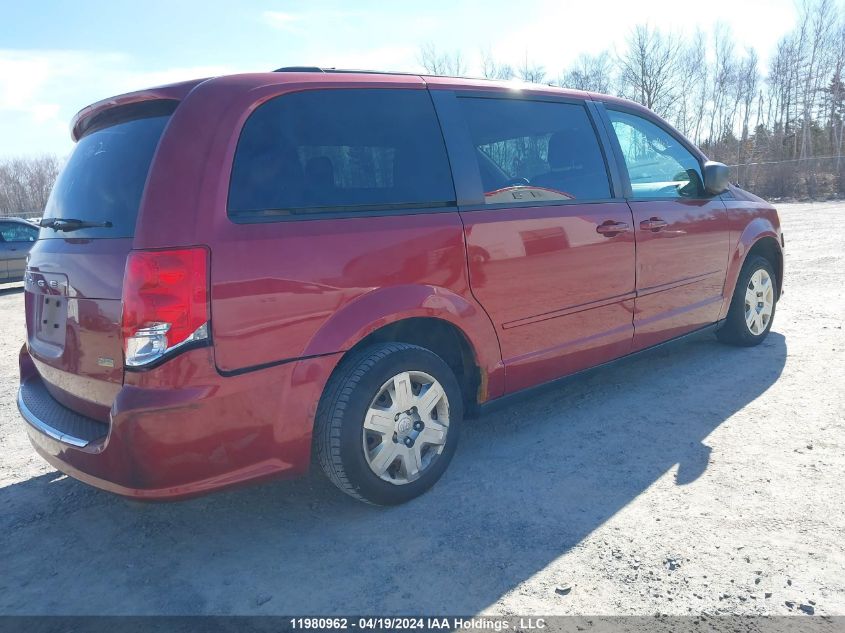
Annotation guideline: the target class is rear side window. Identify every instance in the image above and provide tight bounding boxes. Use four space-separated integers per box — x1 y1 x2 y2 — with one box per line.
228 89 456 219
41 106 173 239
458 97 611 204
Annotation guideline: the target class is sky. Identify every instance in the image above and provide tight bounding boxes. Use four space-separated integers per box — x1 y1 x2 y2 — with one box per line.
0 0 798 157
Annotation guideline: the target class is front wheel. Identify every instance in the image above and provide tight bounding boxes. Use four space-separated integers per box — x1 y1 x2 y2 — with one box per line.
717 255 778 346
314 343 462 505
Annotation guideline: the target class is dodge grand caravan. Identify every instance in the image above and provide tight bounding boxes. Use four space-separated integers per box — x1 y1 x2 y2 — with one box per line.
18 69 783 505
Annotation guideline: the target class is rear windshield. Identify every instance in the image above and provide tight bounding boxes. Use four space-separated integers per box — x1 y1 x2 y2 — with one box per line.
40 110 172 239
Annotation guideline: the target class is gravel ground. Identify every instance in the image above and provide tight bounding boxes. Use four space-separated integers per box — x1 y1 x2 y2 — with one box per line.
0 201 842 617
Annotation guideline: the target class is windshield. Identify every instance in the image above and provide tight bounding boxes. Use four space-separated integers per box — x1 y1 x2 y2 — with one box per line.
40 113 171 239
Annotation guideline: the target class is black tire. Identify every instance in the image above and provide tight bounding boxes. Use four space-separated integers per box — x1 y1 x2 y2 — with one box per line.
716 255 778 347
314 343 463 505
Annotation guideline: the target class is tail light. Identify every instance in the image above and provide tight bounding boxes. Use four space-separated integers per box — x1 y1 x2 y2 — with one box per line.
121 247 209 367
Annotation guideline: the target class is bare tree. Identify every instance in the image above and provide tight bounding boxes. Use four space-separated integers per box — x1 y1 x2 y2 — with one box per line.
616 24 683 116
417 43 467 76
704 23 739 146
0 155 61 218
675 29 709 142
827 20 845 179
797 0 837 161
410 3 845 200
517 53 546 84
480 48 514 80
561 52 613 93
737 49 760 156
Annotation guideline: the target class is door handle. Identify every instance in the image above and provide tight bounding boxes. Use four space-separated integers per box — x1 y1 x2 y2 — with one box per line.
596 221 630 236
640 217 668 232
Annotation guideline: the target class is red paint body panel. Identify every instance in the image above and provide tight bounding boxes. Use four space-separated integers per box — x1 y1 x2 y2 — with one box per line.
628 199 730 350
21 343 340 499
460 202 636 393
207 211 505 395
17 71 783 500
210 213 465 369
718 187 784 318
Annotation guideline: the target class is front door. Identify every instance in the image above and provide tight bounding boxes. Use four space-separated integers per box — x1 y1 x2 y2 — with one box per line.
446 95 636 393
605 108 730 350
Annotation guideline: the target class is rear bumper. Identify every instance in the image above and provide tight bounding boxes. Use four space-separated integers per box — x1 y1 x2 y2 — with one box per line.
18 345 340 500
18 377 108 447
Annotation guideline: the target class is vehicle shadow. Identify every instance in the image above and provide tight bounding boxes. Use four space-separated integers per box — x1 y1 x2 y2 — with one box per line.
0 283 23 296
0 333 787 615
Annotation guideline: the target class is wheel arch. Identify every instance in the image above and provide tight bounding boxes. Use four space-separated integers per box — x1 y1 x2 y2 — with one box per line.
347 317 483 415
301 285 505 408
744 236 783 298
720 220 784 320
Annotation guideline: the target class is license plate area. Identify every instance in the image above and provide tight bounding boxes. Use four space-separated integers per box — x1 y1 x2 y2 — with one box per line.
35 294 68 346
26 271 69 351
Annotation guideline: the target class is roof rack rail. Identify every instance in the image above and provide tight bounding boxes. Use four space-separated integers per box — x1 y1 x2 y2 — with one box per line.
274 66 325 73
272 66 423 77
270 66 520 83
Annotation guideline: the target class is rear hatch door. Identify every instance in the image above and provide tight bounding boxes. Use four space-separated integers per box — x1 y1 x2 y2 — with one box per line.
25 103 175 421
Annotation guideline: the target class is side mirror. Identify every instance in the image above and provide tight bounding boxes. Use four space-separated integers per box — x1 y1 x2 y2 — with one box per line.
703 161 730 195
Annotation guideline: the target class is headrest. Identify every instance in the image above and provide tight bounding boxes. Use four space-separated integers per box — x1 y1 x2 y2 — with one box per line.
548 129 586 169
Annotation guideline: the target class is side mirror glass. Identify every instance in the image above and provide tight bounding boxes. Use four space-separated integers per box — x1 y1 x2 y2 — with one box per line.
703 161 730 195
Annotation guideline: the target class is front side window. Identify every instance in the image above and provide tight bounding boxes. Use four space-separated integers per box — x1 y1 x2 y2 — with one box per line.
0 222 37 242
607 110 704 199
228 89 455 218
458 97 611 204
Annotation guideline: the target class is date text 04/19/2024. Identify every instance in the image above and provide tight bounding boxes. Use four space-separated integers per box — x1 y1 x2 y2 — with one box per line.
288 617 547 630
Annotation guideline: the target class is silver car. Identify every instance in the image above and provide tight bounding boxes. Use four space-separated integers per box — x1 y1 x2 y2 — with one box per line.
0 218 38 283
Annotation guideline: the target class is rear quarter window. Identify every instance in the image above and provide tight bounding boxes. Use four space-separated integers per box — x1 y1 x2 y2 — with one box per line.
228 88 456 219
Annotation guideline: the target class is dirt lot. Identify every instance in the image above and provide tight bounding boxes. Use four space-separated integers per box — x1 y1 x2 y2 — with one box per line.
0 202 842 617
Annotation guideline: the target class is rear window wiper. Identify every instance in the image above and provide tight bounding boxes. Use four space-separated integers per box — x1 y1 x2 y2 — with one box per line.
39 218 113 232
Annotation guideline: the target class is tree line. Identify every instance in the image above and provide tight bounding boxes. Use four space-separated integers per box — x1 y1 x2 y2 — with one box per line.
420 0 845 200
0 156 60 218
1 1 842 216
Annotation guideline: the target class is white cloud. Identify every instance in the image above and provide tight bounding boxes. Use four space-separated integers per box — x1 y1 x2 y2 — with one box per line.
0 55 53 110
31 103 61 124
261 8 362 34
262 10 301 31
0 50 96 148
0 49 241 156
110 65 235 93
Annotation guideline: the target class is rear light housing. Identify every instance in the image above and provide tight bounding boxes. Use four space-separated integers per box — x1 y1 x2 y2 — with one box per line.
121 247 209 368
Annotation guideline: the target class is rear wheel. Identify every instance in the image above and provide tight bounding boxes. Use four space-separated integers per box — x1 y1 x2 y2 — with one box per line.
717 255 778 346
314 343 462 505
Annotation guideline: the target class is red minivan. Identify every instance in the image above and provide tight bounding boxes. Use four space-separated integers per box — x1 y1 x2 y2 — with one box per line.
17 69 783 505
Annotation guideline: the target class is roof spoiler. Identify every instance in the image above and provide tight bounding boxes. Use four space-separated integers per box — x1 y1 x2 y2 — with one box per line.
70 79 204 142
